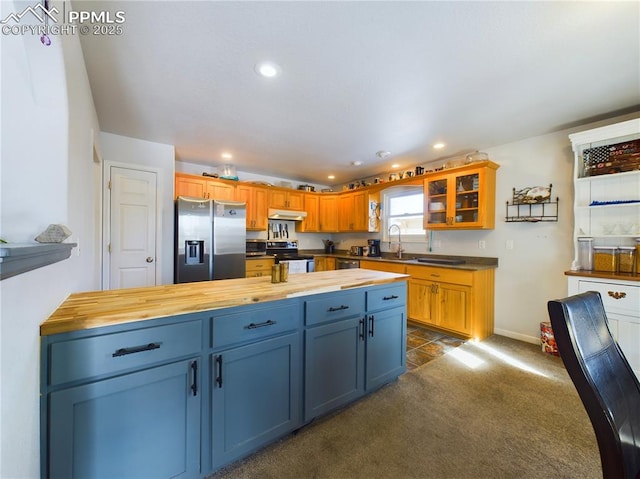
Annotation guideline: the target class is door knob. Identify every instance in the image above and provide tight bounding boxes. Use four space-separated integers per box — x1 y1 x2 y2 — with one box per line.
146 257 154 263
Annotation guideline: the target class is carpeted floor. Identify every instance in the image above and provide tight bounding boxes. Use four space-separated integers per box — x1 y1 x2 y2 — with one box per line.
208 335 600 479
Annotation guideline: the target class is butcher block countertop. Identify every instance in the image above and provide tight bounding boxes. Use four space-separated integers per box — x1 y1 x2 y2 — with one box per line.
41 269 409 336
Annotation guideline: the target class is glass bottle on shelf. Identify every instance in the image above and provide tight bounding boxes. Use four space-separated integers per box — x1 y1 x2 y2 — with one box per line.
576 237 594 271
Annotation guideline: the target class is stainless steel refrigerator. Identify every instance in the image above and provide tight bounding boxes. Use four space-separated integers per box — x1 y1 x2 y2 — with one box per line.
175 196 246 283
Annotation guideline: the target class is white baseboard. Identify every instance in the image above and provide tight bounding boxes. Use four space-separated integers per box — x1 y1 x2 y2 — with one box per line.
493 328 540 345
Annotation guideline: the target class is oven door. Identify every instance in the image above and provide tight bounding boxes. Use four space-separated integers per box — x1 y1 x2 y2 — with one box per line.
279 259 309 274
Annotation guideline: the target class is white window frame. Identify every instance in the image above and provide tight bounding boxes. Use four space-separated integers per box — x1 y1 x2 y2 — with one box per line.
381 185 426 243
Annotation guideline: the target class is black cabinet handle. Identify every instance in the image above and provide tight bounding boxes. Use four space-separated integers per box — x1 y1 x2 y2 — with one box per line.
245 320 276 329
328 305 349 312
215 355 223 388
112 342 160 357
190 361 198 397
359 317 365 340
383 295 399 301
369 315 374 337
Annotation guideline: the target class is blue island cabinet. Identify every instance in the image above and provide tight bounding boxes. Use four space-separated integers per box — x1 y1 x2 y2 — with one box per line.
41 316 203 479
41 278 407 479
304 283 407 422
208 300 303 471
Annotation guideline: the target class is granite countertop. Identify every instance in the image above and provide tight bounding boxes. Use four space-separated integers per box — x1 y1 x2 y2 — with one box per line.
41 269 409 336
308 250 498 271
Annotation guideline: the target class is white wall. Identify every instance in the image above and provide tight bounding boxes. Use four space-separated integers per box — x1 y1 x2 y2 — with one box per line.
0 1 101 477
100 133 175 285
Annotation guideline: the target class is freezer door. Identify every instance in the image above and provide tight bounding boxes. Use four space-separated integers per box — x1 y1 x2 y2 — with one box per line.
175 197 212 283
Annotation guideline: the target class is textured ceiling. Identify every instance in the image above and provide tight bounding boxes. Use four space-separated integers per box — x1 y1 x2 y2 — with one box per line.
77 1 640 185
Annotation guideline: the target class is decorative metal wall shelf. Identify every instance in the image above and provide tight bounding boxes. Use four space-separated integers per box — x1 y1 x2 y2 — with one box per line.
505 184 559 223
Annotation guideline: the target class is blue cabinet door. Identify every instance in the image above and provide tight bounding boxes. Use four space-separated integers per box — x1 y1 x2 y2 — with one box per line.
211 331 301 469
304 316 365 421
366 306 406 391
48 358 201 479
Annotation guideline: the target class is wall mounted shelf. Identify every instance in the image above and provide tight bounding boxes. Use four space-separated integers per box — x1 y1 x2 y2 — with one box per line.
0 243 76 280
505 184 559 223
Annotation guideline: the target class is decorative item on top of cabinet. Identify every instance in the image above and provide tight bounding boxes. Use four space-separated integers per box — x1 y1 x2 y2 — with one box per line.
423 160 499 230
505 184 559 222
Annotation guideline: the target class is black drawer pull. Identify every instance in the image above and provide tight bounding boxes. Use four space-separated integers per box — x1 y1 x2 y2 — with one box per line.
190 361 198 397
215 355 223 388
245 320 277 330
328 305 349 312
383 295 399 301
112 342 161 357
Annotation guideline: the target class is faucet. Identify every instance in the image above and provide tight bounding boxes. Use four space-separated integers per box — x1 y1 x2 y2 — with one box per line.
388 224 403 259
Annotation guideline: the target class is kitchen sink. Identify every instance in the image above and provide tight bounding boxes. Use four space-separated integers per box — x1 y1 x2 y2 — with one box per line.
411 258 465 265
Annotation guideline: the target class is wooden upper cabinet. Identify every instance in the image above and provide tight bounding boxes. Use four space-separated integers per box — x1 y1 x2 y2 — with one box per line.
423 161 499 230
175 173 207 199
175 173 236 201
236 184 268 230
298 194 319 232
337 190 369 232
269 189 305 210
318 195 339 232
206 180 235 201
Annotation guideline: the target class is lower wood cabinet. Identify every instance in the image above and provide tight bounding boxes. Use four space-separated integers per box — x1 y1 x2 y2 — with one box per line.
360 258 496 340
407 265 494 339
314 256 336 271
245 257 275 277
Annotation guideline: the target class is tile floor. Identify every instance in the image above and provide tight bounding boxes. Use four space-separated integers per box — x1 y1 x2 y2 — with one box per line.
406 323 466 371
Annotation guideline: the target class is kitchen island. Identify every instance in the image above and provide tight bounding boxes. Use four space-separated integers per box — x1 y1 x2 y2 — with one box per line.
40 269 408 479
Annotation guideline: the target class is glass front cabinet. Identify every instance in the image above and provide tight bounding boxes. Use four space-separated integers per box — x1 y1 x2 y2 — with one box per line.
423 160 499 230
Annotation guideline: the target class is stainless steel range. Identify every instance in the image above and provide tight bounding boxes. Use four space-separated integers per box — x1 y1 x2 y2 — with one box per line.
266 240 314 274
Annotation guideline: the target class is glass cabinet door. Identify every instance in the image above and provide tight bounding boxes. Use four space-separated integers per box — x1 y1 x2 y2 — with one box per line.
425 178 448 225
453 173 480 225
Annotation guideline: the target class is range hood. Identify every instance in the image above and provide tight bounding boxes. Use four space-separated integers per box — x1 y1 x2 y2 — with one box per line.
268 208 307 221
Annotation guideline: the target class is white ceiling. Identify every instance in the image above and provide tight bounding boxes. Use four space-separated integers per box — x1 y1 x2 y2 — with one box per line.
77 1 640 185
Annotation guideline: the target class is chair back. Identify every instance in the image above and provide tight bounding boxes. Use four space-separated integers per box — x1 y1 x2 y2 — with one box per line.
547 291 640 479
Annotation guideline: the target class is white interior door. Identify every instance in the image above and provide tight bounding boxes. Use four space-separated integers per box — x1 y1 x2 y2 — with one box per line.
108 166 158 289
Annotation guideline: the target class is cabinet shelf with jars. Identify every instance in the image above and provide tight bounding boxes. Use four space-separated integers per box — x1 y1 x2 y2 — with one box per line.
423 161 499 230
569 119 640 271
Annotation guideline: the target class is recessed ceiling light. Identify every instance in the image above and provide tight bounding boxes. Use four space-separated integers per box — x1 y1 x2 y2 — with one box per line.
433 143 446 149
255 61 281 78
351 161 363 166
391 163 401 169
221 152 233 159
328 175 335 180
376 150 391 159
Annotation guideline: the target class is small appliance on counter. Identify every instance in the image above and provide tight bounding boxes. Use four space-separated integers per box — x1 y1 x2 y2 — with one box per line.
367 239 381 257
350 246 364 256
